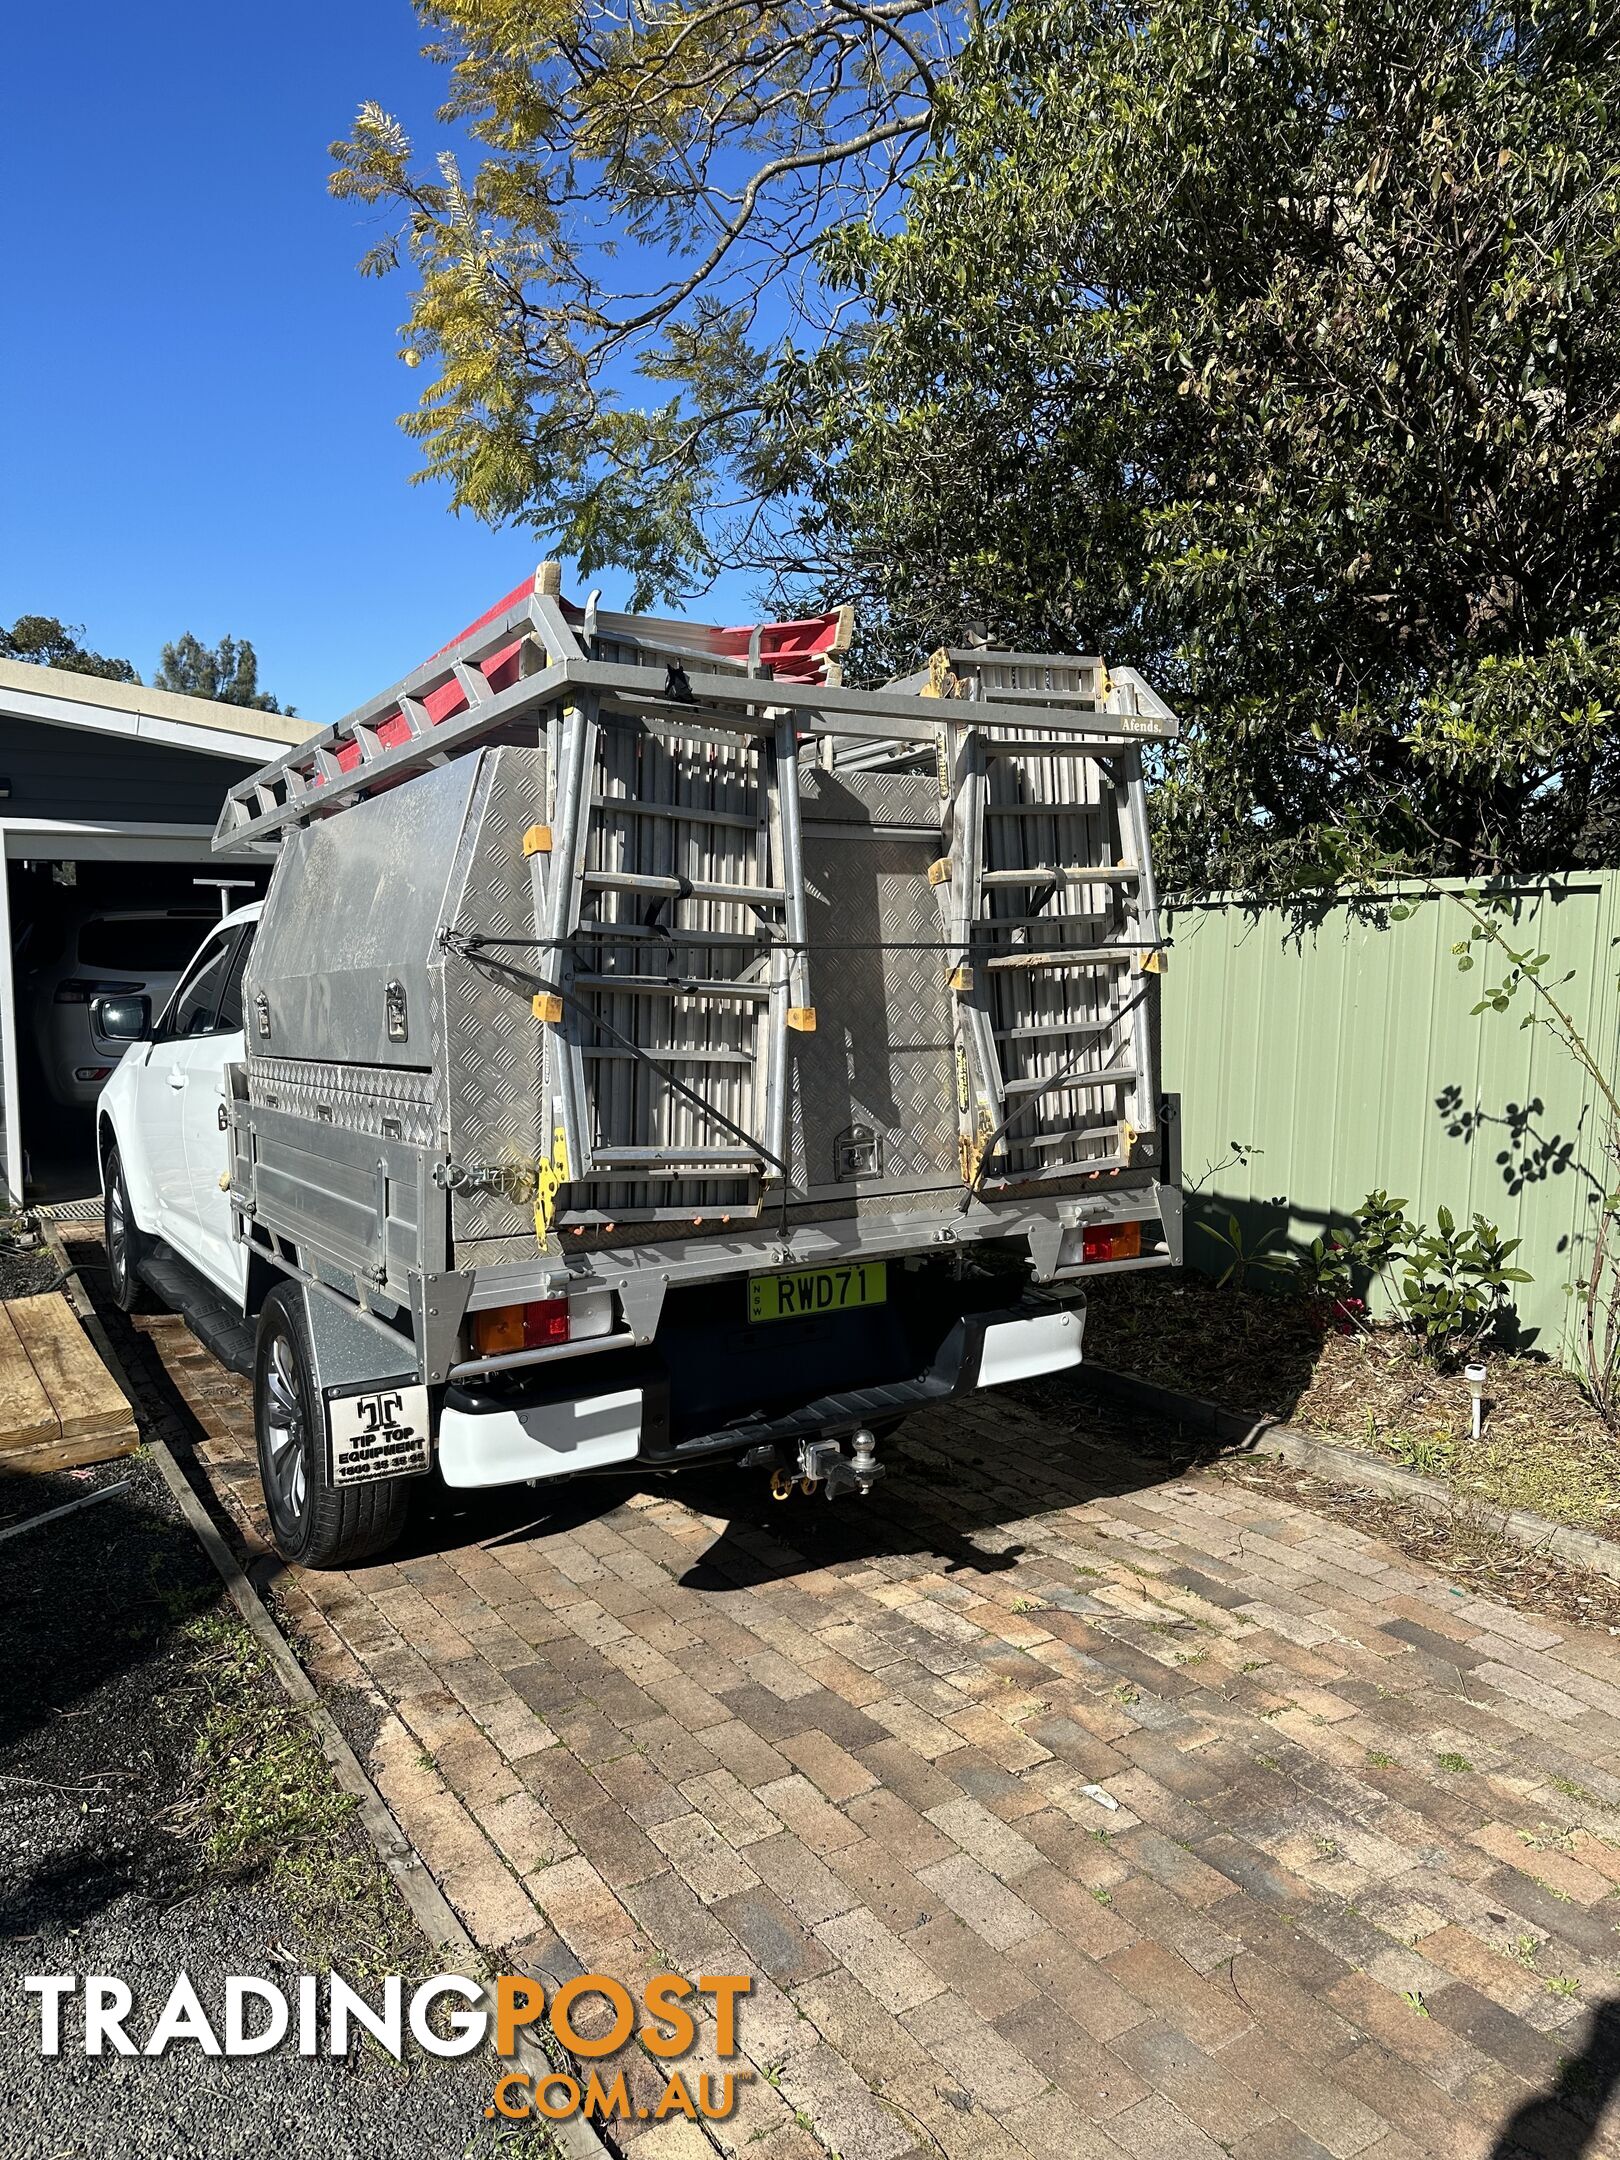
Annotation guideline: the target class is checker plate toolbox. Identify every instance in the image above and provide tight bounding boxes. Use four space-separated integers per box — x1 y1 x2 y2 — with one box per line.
215 568 1183 1393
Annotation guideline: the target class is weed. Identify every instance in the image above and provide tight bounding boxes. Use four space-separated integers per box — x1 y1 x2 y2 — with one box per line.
1513 1936 1541 1969
179 1613 421 1980
1436 1752 1474 1774
1240 1659 1267 1673
1520 1826 1576 1854
1387 1429 1457 1477
1091 1887 1113 1907
1402 1991 1430 2018
1547 1975 1581 1999
1551 1776 1598 1805
1366 1750 1397 1769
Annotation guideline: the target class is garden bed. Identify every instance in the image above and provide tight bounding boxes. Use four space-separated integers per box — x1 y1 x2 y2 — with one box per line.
1083 1269 1620 1536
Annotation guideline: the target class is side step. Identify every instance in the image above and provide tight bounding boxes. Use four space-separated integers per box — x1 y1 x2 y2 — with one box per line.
135 1247 257 1377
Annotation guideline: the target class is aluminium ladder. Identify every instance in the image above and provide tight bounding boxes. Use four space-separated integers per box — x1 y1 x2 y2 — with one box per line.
926 651 1164 1190
526 691 814 1229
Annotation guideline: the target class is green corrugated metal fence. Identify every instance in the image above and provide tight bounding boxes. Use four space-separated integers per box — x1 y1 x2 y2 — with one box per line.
1161 876 1620 1356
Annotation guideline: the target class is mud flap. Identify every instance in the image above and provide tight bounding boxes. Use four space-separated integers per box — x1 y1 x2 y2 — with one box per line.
295 1279 432 1485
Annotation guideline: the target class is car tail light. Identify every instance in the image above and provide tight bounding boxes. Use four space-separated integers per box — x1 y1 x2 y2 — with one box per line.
1082 1220 1144 1266
471 1297 571 1356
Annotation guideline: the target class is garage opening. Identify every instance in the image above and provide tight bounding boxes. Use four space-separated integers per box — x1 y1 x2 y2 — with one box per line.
0 658 312 1216
8 856 270 1206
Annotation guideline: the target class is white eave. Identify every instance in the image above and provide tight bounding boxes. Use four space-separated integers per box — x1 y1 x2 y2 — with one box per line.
0 656 317 764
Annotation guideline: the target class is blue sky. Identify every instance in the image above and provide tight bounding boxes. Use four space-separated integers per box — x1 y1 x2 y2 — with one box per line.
0 3 756 722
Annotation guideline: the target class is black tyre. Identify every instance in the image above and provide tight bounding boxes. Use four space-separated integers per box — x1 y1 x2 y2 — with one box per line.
253 1285 409 1569
102 1144 150 1313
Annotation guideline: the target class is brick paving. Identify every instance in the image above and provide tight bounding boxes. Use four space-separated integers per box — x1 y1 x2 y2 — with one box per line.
131 1307 1620 2160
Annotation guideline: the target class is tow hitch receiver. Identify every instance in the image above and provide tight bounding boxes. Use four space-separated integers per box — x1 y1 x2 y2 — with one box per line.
798 1429 882 1500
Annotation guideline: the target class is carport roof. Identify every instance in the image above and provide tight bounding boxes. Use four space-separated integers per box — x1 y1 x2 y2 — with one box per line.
0 657 315 764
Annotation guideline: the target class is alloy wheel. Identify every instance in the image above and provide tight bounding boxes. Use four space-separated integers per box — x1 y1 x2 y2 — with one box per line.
106 1177 128 1293
263 1331 308 1525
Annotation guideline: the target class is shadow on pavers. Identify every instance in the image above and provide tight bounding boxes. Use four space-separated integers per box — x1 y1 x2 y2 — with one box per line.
1491 1995 1620 2158
76 1227 1229 1589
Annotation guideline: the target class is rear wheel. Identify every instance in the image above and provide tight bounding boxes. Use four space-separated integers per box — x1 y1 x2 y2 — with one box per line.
253 1285 409 1569
102 1145 150 1313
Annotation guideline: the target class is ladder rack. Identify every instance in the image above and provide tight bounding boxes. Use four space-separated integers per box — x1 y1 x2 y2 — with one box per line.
213 576 1175 854
219 573 1177 1232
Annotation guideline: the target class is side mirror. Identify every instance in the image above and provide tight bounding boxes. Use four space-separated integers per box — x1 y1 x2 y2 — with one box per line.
93 994 152 1043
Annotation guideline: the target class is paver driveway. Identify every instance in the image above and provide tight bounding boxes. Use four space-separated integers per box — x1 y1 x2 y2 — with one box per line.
124 1300 1620 2160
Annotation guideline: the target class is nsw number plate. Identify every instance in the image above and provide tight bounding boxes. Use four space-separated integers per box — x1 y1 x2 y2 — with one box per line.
748 1261 887 1324
327 1384 432 1486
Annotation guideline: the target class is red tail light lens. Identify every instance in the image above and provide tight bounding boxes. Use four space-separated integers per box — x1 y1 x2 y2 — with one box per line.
1081 1220 1144 1266
471 1297 571 1356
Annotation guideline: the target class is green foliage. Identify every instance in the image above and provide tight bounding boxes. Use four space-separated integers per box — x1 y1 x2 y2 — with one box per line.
783 0 1620 890
331 0 953 602
153 633 293 714
338 1 1620 885
1 612 138 683
1198 1209 1288 1290
1297 1187 1531 1356
1434 884 1620 1421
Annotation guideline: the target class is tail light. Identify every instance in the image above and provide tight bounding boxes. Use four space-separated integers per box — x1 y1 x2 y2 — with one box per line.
471 1297 570 1356
1082 1220 1144 1266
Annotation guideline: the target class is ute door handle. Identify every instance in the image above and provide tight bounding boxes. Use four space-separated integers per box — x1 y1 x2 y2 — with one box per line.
167 1071 187 1091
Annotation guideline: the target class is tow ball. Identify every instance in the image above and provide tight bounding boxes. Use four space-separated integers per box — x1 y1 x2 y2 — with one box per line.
770 1429 883 1502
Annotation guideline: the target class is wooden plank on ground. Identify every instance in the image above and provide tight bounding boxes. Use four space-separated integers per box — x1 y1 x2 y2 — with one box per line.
1 1426 138 1473
0 1301 59 1451
6 1292 131 1441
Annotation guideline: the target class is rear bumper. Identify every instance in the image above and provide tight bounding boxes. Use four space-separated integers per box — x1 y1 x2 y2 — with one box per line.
436 1296 1084 1490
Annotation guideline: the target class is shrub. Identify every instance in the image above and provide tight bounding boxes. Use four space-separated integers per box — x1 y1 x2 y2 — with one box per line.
1296 1191 1530 1361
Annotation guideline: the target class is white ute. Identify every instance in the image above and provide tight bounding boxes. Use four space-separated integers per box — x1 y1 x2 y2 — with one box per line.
98 572 1183 1569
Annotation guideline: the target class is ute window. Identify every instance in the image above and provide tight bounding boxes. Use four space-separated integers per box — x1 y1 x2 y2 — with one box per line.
78 915 212 971
163 930 241 1039
215 925 255 1034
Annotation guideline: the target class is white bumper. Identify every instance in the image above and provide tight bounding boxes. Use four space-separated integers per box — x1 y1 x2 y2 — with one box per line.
437 1387 642 1489
434 1304 1082 1490
975 1306 1084 1388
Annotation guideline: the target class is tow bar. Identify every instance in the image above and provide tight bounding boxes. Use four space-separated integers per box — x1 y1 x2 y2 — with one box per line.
769 1428 883 1501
